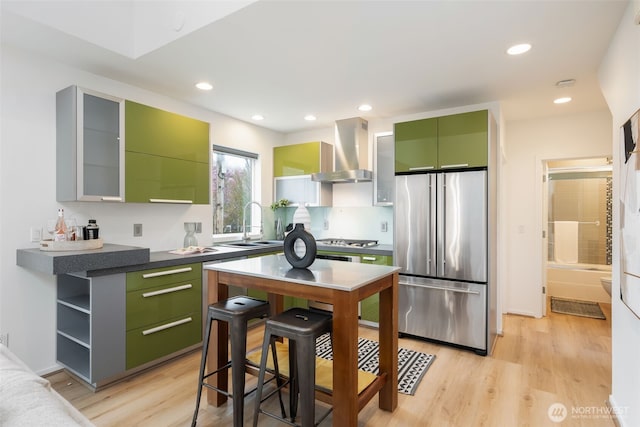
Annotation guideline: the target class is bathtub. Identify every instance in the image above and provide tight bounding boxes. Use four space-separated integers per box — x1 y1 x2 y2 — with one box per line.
546 262 611 303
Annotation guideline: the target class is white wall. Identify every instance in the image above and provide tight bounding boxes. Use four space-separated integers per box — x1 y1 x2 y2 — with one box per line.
0 46 283 373
503 111 612 317
598 1 640 425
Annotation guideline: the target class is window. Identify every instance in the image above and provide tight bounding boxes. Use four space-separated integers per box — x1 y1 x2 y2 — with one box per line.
212 145 259 238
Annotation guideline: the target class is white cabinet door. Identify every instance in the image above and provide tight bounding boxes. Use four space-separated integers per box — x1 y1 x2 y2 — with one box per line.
274 174 332 206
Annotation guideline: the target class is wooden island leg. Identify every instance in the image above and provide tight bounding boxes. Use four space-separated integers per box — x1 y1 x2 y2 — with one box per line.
378 273 398 411
331 291 360 426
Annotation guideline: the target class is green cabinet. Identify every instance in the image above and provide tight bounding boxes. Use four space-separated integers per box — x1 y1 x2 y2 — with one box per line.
394 117 438 172
394 110 488 172
316 251 392 324
273 141 332 177
125 101 210 204
438 110 488 169
125 263 202 370
273 141 333 206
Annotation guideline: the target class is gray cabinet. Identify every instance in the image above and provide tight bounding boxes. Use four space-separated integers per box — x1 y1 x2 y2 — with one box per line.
374 132 394 206
56 86 124 202
56 273 126 388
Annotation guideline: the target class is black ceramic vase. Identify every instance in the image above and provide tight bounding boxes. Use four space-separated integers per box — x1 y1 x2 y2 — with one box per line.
283 223 317 268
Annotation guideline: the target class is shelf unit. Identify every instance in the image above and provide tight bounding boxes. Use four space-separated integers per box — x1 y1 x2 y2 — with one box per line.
56 272 126 387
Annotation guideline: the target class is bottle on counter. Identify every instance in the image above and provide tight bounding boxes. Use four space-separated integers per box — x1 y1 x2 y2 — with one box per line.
84 219 99 240
54 208 67 242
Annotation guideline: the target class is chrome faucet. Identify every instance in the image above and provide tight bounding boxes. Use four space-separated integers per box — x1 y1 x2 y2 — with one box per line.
242 201 263 241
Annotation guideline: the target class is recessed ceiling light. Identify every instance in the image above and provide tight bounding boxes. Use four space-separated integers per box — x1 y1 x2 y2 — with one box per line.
554 97 572 104
507 43 532 55
304 115 317 121
251 114 264 121
195 82 213 91
358 104 372 112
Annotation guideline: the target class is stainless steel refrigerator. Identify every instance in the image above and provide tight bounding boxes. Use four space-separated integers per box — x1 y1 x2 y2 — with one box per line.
395 170 490 354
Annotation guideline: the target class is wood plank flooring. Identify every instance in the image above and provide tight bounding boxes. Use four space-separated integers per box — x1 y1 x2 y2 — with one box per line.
49 302 613 427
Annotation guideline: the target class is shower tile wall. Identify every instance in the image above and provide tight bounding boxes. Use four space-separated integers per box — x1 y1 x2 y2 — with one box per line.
549 178 610 265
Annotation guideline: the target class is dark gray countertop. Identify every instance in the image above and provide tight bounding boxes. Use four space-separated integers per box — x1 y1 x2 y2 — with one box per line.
16 241 394 277
16 244 150 275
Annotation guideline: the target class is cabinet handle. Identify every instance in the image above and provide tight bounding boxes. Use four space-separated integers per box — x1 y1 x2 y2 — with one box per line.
142 284 192 298
149 198 193 204
142 317 192 336
441 163 469 169
142 267 192 279
399 281 481 295
362 256 377 261
409 166 434 171
100 196 123 202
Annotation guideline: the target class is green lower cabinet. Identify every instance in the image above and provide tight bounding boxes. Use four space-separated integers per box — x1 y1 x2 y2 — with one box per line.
125 263 202 370
316 251 392 324
126 311 202 370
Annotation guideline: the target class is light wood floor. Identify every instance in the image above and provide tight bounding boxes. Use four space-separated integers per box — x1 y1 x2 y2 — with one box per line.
50 302 614 427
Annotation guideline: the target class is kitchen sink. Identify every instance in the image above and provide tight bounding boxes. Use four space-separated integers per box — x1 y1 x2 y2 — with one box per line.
219 240 283 249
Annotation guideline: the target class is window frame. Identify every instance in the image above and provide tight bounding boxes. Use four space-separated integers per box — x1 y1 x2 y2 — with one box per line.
211 145 261 242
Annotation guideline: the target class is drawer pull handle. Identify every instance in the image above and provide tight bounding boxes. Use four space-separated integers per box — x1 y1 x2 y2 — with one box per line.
362 256 377 261
100 196 123 202
142 267 192 279
441 163 469 169
409 166 434 171
149 198 193 204
399 281 481 295
142 317 193 336
142 284 192 298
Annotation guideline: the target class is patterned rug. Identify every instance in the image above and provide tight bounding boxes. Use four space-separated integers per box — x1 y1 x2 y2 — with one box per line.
314 333 435 395
550 297 606 319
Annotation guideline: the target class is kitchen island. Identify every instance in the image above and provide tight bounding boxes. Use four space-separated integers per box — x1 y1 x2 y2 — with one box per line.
204 254 400 427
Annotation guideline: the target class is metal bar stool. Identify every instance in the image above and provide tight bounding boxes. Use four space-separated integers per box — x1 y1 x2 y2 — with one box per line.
192 296 283 427
252 307 333 427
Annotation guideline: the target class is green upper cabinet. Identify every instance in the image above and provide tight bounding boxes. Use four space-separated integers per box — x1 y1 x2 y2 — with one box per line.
125 152 210 204
394 117 438 173
274 141 332 177
438 110 488 169
124 101 210 204
394 110 488 173
125 101 209 163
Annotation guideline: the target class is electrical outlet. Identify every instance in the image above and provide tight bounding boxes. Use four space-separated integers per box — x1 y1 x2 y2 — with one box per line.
0 333 8 347
30 227 42 242
133 223 143 237
323 219 329 230
381 221 388 232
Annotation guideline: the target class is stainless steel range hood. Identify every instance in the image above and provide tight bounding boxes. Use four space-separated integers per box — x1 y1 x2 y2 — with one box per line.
311 117 372 183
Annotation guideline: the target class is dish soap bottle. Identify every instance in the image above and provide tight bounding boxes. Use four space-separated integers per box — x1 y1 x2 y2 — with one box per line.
54 208 67 241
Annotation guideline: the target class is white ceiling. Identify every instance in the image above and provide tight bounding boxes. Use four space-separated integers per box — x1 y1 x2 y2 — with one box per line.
0 0 629 133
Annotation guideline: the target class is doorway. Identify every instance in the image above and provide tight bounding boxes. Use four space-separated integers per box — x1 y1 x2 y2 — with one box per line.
543 157 612 305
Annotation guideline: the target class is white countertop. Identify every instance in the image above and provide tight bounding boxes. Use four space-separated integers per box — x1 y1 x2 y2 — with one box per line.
204 253 400 291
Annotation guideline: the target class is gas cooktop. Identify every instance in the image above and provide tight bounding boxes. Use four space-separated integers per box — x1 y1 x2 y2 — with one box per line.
315 238 378 248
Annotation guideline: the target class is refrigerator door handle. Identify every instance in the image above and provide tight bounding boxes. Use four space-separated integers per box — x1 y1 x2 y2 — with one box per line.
436 173 446 275
399 281 481 295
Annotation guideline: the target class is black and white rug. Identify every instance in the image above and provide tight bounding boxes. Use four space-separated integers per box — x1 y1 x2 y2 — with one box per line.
314 333 435 395
550 297 606 319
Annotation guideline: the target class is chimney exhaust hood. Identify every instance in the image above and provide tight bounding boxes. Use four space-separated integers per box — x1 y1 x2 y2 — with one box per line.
311 117 372 183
